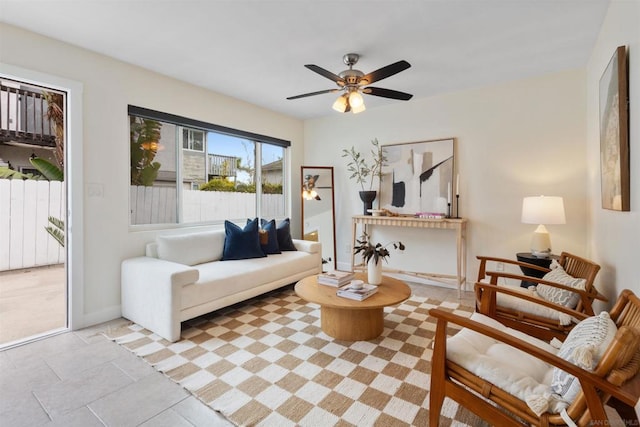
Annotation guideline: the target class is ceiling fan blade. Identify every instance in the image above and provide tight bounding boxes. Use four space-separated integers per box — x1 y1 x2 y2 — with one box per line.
305 64 344 84
287 89 340 100
360 60 411 85
363 87 413 100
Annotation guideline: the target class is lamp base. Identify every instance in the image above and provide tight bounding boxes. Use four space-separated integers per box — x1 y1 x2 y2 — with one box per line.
530 225 552 258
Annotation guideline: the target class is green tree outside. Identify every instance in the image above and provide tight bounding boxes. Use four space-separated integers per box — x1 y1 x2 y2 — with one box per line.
130 117 162 186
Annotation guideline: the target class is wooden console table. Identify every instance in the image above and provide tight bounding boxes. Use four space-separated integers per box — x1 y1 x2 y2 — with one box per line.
350 215 468 297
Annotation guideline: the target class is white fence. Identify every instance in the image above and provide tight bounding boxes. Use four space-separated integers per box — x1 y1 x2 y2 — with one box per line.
130 186 284 225
0 179 65 271
0 181 285 271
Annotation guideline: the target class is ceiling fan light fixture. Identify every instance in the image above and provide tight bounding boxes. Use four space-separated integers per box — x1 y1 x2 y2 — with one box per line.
351 102 366 114
332 94 349 112
287 54 412 114
348 90 364 108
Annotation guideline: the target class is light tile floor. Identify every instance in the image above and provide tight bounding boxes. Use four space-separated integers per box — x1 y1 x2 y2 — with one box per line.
0 315 235 427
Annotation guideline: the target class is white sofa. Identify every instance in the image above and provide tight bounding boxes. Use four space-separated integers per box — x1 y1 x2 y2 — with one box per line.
121 229 322 342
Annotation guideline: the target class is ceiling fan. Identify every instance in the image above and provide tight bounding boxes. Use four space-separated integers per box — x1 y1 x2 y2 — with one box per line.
287 53 413 113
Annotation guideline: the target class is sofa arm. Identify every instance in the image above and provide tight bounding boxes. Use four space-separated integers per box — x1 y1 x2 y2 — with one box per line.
121 256 198 342
293 239 321 254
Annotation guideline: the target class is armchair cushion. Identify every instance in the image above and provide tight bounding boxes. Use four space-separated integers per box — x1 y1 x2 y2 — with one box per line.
496 285 574 325
537 260 586 308
446 312 608 416
447 312 559 406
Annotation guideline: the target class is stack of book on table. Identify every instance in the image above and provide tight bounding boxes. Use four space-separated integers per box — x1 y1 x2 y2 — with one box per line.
337 283 378 301
317 270 355 287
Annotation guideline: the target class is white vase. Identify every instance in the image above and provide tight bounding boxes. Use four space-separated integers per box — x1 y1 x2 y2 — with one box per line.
367 258 383 285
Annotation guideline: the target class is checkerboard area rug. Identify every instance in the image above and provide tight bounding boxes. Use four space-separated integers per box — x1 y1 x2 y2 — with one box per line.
108 287 488 426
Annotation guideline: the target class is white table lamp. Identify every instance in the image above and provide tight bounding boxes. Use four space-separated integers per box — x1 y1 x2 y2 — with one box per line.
521 196 566 258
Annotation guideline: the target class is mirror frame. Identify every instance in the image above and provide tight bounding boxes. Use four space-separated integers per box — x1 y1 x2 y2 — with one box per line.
301 166 337 271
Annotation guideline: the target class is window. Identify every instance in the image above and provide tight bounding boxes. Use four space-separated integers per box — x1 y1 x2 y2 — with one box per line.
182 128 204 152
260 143 285 219
129 106 290 226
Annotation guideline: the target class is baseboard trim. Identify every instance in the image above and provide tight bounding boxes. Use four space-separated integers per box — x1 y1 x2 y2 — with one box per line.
79 305 122 330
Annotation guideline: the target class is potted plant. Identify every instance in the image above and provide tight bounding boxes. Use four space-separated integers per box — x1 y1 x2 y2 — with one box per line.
353 232 405 285
342 138 385 215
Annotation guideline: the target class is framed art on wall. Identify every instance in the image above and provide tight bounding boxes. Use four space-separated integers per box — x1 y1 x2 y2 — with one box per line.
599 45 629 211
379 138 454 215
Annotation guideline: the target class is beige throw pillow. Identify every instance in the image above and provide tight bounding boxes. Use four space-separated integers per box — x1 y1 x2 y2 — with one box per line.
536 260 586 309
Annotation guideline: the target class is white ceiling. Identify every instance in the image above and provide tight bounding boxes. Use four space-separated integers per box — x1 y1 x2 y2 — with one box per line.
0 0 610 120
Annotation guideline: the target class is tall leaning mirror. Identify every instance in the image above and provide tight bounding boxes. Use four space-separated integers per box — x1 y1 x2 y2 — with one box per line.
301 166 336 271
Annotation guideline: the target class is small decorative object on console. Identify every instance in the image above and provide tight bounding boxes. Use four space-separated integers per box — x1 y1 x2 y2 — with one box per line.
342 138 386 215
317 270 355 287
415 212 446 219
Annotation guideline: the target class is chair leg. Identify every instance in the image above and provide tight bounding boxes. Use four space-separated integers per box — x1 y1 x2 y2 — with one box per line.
429 319 448 426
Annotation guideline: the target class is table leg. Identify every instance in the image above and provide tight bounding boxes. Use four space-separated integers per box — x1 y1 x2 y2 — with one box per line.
321 306 384 341
456 226 462 298
462 223 467 292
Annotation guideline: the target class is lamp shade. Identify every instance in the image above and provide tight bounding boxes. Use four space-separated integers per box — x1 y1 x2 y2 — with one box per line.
521 196 566 225
332 94 348 113
348 91 364 108
351 102 366 114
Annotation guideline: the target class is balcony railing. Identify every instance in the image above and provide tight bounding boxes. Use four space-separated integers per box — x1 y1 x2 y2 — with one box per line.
0 83 56 148
208 153 238 178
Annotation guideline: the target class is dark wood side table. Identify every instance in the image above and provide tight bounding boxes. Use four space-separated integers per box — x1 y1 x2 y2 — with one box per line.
516 252 558 288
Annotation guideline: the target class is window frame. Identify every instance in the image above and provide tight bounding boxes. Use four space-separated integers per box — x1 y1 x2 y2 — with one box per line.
128 105 291 229
182 128 205 152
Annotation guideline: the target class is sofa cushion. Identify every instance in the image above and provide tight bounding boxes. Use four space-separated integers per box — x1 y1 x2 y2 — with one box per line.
273 218 297 251
536 260 586 308
156 230 225 266
182 250 320 310
222 219 266 261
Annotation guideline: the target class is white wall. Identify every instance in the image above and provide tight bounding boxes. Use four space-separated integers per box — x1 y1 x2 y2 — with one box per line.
586 0 640 303
305 69 588 288
0 23 304 327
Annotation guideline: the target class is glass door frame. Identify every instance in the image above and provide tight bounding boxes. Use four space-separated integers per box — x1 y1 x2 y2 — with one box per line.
0 63 84 336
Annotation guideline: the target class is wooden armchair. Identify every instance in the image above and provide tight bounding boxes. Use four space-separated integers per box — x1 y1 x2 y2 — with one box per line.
476 252 605 341
429 289 640 427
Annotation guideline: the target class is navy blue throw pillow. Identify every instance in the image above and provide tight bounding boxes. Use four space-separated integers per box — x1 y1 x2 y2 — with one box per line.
222 219 266 261
261 219 281 255
260 218 297 251
248 218 280 255
276 218 297 251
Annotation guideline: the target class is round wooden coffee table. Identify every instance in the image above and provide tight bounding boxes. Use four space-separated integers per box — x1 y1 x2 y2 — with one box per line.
294 273 411 341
